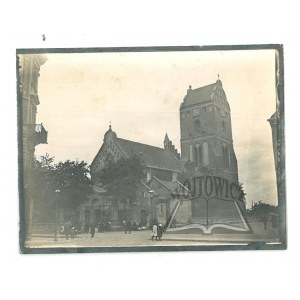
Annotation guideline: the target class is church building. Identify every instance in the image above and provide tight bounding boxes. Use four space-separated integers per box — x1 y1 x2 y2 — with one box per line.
80 78 248 233
81 125 181 229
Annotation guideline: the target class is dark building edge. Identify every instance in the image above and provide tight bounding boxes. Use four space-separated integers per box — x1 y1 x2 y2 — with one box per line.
17 55 26 254
276 46 286 249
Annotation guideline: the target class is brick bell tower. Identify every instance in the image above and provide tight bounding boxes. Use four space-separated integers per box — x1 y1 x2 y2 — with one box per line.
179 77 239 183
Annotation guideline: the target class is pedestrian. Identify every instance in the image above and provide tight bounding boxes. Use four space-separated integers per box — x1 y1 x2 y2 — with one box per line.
90 223 96 238
151 224 158 241
125 220 132 234
65 221 71 240
71 225 76 239
59 222 64 235
157 224 164 241
132 221 138 231
122 219 126 233
262 214 268 230
271 214 278 229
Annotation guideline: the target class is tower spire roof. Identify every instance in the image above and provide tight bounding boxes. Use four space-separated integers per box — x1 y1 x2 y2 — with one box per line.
164 133 170 143
216 74 222 86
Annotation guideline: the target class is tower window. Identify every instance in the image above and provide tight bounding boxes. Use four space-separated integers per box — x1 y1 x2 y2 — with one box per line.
203 142 209 166
202 107 207 114
222 143 230 167
193 108 201 116
194 119 201 132
194 144 203 167
189 144 193 162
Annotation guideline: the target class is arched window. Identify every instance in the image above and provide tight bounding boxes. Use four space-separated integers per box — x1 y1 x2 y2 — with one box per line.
203 142 209 166
194 145 198 166
194 119 201 132
194 144 203 166
222 143 230 167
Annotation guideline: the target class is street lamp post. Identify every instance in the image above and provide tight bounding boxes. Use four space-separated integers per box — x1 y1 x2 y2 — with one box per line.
54 189 60 242
148 190 156 225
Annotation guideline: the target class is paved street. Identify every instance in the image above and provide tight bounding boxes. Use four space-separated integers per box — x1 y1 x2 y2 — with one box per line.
25 221 279 249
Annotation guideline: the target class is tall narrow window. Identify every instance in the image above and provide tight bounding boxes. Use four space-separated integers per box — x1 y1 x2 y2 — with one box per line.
222 143 230 167
203 142 209 166
194 144 203 166
198 146 203 165
194 119 201 132
194 145 199 166
189 144 193 161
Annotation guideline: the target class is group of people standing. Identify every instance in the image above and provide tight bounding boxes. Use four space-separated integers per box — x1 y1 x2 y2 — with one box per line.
151 224 164 241
65 220 166 240
59 221 77 240
261 213 279 230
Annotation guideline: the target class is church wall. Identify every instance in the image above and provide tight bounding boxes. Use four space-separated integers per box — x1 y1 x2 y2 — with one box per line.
156 202 167 225
180 103 217 144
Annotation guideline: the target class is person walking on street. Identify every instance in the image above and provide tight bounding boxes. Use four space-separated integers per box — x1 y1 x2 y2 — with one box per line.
157 224 164 241
90 223 96 238
151 224 158 241
125 220 132 234
65 221 71 240
262 214 268 230
71 225 76 239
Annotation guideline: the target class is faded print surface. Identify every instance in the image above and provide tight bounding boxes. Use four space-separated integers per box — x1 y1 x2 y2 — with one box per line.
20 48 281 249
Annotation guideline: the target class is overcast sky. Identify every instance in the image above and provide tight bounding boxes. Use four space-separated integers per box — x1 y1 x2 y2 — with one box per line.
35 49 277 207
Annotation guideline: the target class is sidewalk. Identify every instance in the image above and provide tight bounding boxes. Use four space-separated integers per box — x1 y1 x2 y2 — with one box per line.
25 221 279 249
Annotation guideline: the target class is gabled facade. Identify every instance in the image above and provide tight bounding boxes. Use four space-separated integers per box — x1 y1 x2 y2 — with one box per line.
91 125 181 185
87 126 181 228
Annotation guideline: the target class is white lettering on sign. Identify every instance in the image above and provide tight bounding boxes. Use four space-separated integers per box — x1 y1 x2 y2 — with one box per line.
179 176 242 200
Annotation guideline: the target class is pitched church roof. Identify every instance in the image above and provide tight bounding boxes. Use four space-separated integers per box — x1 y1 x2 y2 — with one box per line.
116 137 180 171
181 79 225 108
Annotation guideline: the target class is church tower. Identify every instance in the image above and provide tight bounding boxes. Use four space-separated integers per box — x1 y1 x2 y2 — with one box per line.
180 78 239 183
